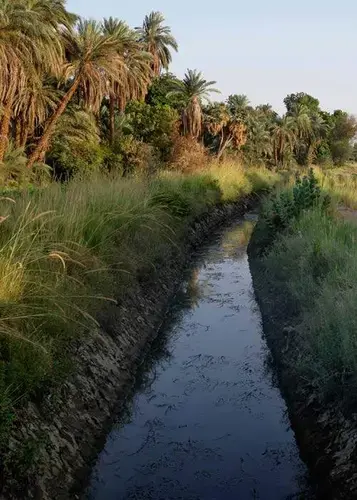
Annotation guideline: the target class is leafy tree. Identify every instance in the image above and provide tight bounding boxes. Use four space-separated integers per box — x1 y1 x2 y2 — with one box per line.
328 111 357 165
136 11 178 76
125 100 179 160
146 73 186 109
351 143 357 162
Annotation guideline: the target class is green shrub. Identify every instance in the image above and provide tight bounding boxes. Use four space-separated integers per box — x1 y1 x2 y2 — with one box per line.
150 173 221 217
48 141 105 180
260 169 329 247
111 135 157 176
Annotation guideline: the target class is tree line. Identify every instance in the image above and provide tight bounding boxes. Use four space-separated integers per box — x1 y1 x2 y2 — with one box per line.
0 1 356 185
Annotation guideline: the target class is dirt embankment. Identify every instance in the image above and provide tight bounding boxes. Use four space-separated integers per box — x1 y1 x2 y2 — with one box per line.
248 231 357 500
4 201 252 500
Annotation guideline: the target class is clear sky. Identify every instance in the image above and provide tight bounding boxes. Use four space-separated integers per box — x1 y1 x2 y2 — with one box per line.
67 0 357 115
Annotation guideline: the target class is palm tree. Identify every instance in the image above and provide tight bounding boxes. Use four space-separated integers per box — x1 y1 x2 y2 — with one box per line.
27 0 77 29
227 94 250 117
14 75 61 150
136 11 178 76
245 118 273 165
256 103 278 123
272 116 296 167
204 102 247 158
27 19 124 169
305 112 329 165
169 69 220 139
0 0 64 161
102 18 151 145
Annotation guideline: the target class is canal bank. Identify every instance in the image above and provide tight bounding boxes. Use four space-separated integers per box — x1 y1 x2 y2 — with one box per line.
85 216 312 500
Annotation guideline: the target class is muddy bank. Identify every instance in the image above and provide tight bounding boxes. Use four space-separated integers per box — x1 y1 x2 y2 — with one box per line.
248 230 357 499
5 201 255 500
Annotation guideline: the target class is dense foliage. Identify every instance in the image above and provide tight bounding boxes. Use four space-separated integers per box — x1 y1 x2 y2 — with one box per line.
0 1 355 186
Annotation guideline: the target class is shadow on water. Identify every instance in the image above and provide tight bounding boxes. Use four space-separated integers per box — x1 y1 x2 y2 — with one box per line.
85 215 315 500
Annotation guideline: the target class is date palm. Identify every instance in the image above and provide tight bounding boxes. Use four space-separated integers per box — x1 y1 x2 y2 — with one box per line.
136 11 177 76
272 116 296 167
0 0 65 160
227 94 250 117
14 75 61 149
27 19 124 169
102 18 151 144
245 118 272 165
169 69 219 139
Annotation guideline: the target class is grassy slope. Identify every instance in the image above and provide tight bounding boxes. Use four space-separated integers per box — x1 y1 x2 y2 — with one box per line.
0 163 278 449
248 173 357 496
250 169 357 409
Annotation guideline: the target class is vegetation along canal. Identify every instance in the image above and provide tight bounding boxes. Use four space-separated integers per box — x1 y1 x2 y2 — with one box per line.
86 216 312 500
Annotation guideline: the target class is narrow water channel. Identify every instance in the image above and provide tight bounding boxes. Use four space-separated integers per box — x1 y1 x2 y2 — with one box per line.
86 216 312 500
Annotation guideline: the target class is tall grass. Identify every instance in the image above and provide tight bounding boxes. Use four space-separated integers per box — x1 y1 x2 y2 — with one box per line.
314 165 357 210
0 163 278 445
208 161 280 202
252 170 357 408
261 210 357 404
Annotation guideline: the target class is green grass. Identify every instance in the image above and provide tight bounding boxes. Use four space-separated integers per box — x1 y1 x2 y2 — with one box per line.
252 173 357 408
0 163 278 453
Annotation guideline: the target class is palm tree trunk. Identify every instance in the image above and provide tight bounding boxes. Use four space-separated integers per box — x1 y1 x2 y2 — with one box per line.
38 140 49 163
0 65 19 161
20 122 29 149
15 120 21 149
109 94 115 146
27 75 81 169
0 98 14 161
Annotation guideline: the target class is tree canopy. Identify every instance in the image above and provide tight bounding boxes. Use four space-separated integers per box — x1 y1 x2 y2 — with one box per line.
0 2 355 182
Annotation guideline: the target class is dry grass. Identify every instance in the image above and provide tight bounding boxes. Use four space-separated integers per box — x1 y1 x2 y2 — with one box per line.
168 135 207 172
314 164 357 209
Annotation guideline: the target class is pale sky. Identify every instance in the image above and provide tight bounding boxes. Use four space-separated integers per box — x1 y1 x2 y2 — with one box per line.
67 0 357 115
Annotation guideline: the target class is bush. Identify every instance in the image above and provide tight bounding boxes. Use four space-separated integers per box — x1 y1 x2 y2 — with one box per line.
125 101 179 162
169 135 207 172
48 141 105 180
111 135 157 176
47 108 103 180
260 169 329 246
150 173 221 217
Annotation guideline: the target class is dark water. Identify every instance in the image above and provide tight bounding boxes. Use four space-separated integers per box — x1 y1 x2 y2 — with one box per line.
86 217 312 500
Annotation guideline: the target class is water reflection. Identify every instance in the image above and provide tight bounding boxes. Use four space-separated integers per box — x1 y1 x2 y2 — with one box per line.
86 216 313 500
